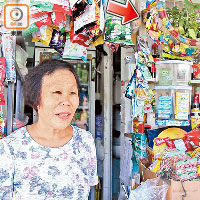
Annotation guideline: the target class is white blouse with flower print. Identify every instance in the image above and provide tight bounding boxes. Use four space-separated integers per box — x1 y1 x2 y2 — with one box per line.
0 126 98 200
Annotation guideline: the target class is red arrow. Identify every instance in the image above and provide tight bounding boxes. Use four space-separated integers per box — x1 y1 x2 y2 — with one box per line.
107 0 140 25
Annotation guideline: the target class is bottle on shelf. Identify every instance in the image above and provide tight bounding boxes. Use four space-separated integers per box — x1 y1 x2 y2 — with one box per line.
192 56 200 80
191 94 200 129
81 64 88 84
76 63 82 82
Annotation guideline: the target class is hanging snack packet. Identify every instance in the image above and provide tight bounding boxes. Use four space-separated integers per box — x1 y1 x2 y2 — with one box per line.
69 0 90 18
90 34 104 48
105 42 120 53
136 80 154 101
0 57 6 84
51 12 66 33
30 0 72 15
137 62 152 80
0 105 4 138
63 39 87 61
24 14 52 37
73 2 96 34
88 0 101 40
125 74 136 99
2 34 16 82
134 98 145 121
32 25 53 46
30 1 53 12
0 86 5 105
70 22 90 47
49 30 67 54
30 6 49 18
104 14 133 45
65 15 72 32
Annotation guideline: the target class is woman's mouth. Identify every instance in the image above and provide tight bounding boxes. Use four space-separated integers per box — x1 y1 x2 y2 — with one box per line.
56 112 71 119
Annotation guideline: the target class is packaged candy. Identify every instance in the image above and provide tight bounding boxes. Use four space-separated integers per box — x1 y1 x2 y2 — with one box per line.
175 92 190 120
159 148 191 179
165 137 194 152
157 96 173 119
175 158 197 181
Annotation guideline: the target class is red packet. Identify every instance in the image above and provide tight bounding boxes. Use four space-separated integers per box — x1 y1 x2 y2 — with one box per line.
0 57 6 84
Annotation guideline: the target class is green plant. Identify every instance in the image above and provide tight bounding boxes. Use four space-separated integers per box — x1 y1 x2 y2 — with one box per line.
166 0 200 39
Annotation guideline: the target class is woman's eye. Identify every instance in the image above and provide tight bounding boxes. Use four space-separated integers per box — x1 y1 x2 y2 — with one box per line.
70 91 76 95
54 91 62 94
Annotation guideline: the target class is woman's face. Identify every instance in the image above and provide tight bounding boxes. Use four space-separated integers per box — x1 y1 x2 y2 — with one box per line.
37 69 79 130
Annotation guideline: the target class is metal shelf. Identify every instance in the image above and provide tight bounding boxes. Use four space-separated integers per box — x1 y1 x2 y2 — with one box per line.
190 80 200 84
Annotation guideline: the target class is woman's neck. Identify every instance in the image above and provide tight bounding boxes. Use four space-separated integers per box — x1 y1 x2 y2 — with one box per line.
27 122 73 148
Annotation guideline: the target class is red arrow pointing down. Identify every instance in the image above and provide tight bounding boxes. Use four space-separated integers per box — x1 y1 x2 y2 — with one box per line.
107 0 140 25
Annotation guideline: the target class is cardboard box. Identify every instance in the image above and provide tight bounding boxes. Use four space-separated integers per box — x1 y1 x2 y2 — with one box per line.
139 159 200 200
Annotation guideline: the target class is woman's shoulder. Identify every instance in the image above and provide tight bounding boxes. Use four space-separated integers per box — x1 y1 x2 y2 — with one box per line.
72 125 94 141
0 126 27 146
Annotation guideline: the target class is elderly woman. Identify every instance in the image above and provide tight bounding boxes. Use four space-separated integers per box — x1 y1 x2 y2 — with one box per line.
0 60 98 199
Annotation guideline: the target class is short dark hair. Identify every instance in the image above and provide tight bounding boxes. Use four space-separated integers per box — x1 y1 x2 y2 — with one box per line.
23 59 81 111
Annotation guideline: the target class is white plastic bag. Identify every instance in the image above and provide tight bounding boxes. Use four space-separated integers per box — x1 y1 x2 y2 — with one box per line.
128 177 169 200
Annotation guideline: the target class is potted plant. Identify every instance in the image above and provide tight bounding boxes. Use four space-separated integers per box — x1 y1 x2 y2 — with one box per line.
166 0 200 39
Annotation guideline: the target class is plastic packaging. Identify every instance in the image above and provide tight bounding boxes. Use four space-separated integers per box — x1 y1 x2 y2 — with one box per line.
51 12 66 33
157 64 172 85
185 129 200 146
173 63 191 85
155 85 192 120
165 137 194 152
128 177 169 200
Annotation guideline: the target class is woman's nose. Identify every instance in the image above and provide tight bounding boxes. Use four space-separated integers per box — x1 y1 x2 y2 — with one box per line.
60 95 70 106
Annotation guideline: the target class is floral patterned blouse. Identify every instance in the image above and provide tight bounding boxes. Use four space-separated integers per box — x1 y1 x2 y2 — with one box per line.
0 126 98 200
